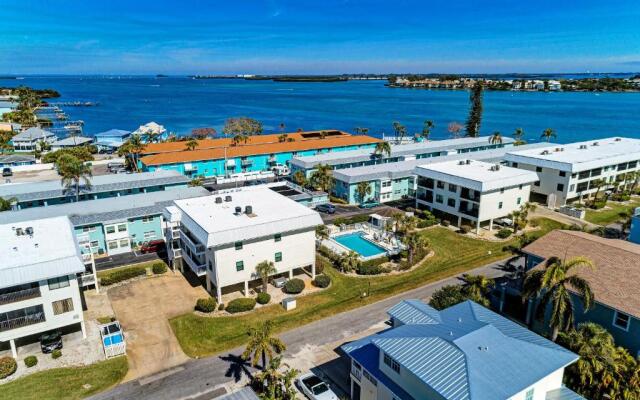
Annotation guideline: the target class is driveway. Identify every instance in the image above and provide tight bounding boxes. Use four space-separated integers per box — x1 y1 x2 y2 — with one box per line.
108 273 208 381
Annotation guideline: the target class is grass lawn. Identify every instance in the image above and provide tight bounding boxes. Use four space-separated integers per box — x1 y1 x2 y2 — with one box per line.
96 259 167 280
170 218 564 358
584 199 640 225
0 356 128 400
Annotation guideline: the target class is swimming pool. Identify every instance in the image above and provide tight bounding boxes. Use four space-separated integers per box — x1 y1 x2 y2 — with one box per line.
333 232 387 258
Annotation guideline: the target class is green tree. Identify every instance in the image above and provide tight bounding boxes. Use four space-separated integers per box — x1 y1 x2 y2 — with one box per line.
355 181 372 204
522 256 595 341
315 225 329 241
278 133 288 143
254 356 299 400
421 120 434 140
223 117 263 136
0 196 17 211
310 164 334 192
429 284 488 309
56 154 92 202
231 134 249 146
461 274 494 300
185 138 199 151
118 134 144 172
513 128 526 145
292 170 307 187
488 131 503 144
242 320 286 369
590 178 605 201
255 260 277 293
373 141 392 158
189 177 203 187
465 81 484 137
354 127 369 136
338 251 360 273
541 128 557 142
402 232 428 265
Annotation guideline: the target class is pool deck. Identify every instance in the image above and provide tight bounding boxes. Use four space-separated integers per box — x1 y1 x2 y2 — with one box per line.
324 227 403 261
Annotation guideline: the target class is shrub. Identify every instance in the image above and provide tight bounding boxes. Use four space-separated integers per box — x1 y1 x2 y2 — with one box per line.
314 255 329 275
100 266 147 286
226 298 256 314
24 355 38 368
218 303 225 311
152 262 168 274
312 274 331 288
459 225 471 234
195 297 217 313
332 214 369 226
51 349 62 359
496 228 513 239
357 263 383 275
284 278 305 294
0 357 17 379
256 292 271 305
329 195 348 204
441 220 450 227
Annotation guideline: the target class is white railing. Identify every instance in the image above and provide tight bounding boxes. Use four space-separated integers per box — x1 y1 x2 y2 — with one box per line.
0 312 46 332
0 287 41 305
179 231 206 255
79 273 96 287
182 252 207 276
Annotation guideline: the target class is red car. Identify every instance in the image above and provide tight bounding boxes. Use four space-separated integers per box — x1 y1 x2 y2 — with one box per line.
140 239 166 254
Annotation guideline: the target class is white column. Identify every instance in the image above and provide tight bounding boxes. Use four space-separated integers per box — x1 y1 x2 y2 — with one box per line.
288 269 293 279
216 285 222 304
475 220 480 235
81 321 87 339
311 263 316 279
489 219 493 232
206 277 212 292
457 215 462 227
9 339 17 359
244 281 249 297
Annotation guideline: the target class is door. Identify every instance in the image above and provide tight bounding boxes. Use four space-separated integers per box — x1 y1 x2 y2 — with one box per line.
352 382 361 400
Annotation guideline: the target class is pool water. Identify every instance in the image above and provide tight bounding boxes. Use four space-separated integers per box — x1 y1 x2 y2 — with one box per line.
333 232 386 257
103 334 124 347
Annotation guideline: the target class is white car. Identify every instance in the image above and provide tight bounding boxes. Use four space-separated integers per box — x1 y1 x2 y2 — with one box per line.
297 372 338 400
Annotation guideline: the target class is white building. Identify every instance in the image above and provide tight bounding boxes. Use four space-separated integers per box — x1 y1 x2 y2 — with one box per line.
548 80 562 90
11 127 57 152
0 217 86 358
171 188 323 302
415 159 538 233
504 137 640 207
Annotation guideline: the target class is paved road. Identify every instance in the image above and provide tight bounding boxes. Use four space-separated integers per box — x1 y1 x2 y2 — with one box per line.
90 258 510 400
95 251 164 271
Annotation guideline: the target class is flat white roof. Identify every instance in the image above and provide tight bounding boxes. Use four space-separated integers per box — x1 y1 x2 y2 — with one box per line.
0 216 84 288
415 159 539 192
174 187 323 247
504 137 640 173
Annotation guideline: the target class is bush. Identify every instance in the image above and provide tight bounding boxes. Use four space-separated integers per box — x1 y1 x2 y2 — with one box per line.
284 278 305 294
312 274 331 288
496 228 513 239
51 349 62 359
332 214 369 226
24 356 38 368
152 262 168 275
441 220 450 227
314 255 329 275
100 266 147 286
0 357 17 378
357 263 384 275
218 303 225 311
329 195 348 204
459 225 471 234
42 146 94 164
226 298 256 314
256 292 271 305
195 297 217 313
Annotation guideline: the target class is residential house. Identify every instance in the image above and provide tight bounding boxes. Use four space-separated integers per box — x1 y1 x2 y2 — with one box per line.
0 154 36 168
10 127 56 152
93 129 131 153
51 136 95 150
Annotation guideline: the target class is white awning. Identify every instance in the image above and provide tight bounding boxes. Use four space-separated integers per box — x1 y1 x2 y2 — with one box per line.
226 159 236 166
184 163 194 171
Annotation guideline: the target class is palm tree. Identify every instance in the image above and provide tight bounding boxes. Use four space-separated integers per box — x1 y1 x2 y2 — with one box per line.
392 121 407 143
421 120 434 140
488 131 503 145
522 256 595 341
0 196 17 211
254 356 299 400
590 179 605 201
118 134 144 172
255 260 277 293
354 127 369 136
513 127 526 145
278 133 288 143
143 131 161 143
232 134 249 146
292 170 307 187
56 154 92 202
185 139 199 151
541 128 557 142
242 320 286 369
373 141 392 158
310 164 334 192
461 274 494 301
402 232 428 265
315 225 329 241
391 212 405 234
338 251 360 273
355 181 372 204
319 130 328 139
189 177 203 187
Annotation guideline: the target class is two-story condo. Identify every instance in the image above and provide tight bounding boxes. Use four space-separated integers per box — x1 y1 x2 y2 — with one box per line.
93 129 131 153
138 130 380 178
415 159 539 233
342 299 584 400
522 230 640 357
0 217 86 358
504 137 640 207
171 188 323 302
10 127 57 152
0 170 190 210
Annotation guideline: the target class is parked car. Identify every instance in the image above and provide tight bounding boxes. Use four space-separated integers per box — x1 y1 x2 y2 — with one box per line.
272 276 287 288
359 201 380 209
297 373 338 400
40 331 63 353
315 203 336 214
495 217 514 227
140 239 166 254
2 167 12 177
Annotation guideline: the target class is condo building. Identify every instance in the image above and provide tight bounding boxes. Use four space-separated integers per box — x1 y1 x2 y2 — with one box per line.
415 159 538 233
504 137 640 207
170 188 322 302
0 217 86 358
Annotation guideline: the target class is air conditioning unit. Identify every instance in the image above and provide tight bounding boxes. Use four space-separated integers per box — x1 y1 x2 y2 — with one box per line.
579 144 587 149
215 197 223 204
225 195 232 202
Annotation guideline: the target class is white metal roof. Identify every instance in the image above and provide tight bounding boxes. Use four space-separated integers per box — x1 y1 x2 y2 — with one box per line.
415 159 539 192
174 187 323 247
0 216 84 288
52 136 94 146
11 127 55 141
504 137 640 173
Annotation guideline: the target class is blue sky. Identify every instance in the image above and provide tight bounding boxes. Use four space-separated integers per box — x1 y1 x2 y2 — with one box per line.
1 0 640 74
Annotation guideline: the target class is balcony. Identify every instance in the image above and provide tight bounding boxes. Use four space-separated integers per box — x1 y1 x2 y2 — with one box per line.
179 230 206 255
0 287 41 306
182 252 207 276
78 273 96 287
459 201 479 218
460 188 480 202
171 229 180 239
0 311 46 333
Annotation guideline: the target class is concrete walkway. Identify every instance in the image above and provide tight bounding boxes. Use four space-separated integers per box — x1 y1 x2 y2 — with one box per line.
531 206 598 229
90 258 509 400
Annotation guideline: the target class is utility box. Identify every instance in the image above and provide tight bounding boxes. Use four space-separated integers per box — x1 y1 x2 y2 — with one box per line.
282 297 297 311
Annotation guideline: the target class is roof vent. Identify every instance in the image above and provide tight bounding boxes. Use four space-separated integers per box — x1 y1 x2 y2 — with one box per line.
466 159 471 165
458 160 466 165
541 150 549 155
15 228 24 236
490 164 501 171
225 195 232 202
579 144 587 149
245 205 253 215
615 138 622 141
592 141 599 146
234 206 242 215
25 227 33 236
215 197 223 204
458 317 463 323
34 243 39 248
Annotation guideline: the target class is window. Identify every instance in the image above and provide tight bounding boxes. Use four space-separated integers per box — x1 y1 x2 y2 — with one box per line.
534 181 540 187
448 183 457 193
143 231 156 240
613 311 631 331
500 188 504 194
107 240 118 250
511 162 518 168
274 233 281 242
382 181 392 188
235 261 244 272
536 166 542 172
52 298 74 315
82 226 96 233
106 226 116 234
569 184 575 192
557 183 565 192
48 276 70 290
447 198 456 207
119 239 129 247
435 194 443 204
90 241 99 248
559 171 566 177
117 224 127 232
436 181 445 189
383 353 400 374
275 252 282 262
518 184 522 190
517 197 522 205
141 216 154 223
498 202 503 209
525 388 534 400
235 241 243 250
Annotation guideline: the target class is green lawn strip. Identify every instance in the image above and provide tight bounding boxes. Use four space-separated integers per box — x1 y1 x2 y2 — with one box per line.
584 200 640 225
96 259 167 280
170 218 564 358
0 356 128 400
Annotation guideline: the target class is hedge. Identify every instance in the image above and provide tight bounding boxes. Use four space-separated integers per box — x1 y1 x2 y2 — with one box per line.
284 278 305 294
226 298 256 314
332 214 369 226
312 274 331 288
152 262 168 274
24 355 38 368
496 228 513 239
357 263 384 275
256 292 271 305
195 298 217 313
0 357 17 379
100 266 147 286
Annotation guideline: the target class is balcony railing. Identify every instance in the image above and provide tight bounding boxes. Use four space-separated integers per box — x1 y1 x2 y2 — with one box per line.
459 201 479 218
0 287 41 306
182 252 207 276
0 312 46 332
460 188 480 202
78 273 96 287
241 159 253 166
179 230 206 254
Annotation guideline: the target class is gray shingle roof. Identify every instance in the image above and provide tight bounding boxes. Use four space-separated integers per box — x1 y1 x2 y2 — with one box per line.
52 136 94 146
0 154 36 164
11 127 55 141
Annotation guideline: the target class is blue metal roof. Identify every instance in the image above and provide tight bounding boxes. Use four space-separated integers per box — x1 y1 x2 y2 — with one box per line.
545 387 586 400
342 300 578 400
350 343 416 400
94 129 131 138
387 299 441 325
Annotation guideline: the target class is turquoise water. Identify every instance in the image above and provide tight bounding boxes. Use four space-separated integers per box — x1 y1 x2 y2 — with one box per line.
334 232 386 257
103 333 123 346
2 76 640 143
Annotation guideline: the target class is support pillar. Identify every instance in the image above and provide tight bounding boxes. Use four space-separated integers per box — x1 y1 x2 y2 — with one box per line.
457 215 462 227
499 285 506 313
206 277 212 293
489 219 494 232
288 269 293 279
81 321 87 339
9 339 16 359
525 298 533 326
475 220 480 235
244 281 249 297
311 263 316 279
216 286 222 304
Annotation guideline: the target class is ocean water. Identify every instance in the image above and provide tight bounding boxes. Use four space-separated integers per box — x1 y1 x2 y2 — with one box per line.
3 76 640 144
